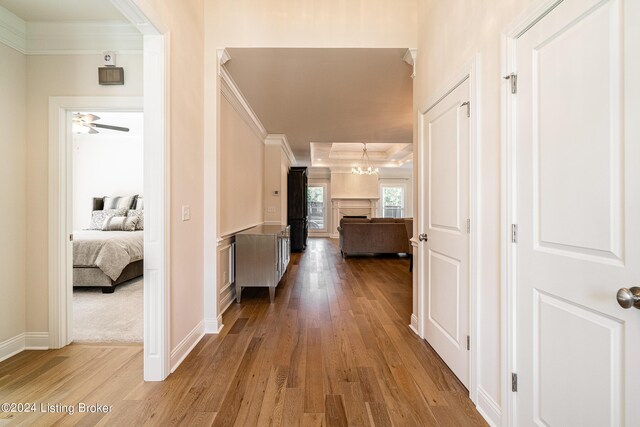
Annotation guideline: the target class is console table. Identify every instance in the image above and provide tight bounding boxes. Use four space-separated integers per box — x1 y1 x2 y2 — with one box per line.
235 224 290 303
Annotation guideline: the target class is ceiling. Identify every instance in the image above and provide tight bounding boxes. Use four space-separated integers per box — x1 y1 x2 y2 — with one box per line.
225 48 414 165
310 142 412 169
0 0 127 21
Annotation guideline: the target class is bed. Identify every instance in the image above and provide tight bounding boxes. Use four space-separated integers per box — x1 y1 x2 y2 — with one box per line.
73 197 144 293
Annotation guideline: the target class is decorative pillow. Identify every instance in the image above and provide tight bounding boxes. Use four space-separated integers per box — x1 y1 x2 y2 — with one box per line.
103 195 137 210
127 209 144 230
88 209 127 230
102 215 139 231
134 196 143 210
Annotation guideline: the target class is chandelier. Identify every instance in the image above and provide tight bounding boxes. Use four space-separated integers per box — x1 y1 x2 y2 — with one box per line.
351 143 379 175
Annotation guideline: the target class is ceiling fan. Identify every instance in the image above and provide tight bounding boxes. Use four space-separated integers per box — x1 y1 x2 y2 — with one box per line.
72 113 130 134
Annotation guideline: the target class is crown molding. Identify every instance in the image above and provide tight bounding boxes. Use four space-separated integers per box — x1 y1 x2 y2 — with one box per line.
26 22 142 54
0 6 142 55
403 48 417 79
110 0 164 35
219 65 268 140
265 134 297 166
0 6 27 53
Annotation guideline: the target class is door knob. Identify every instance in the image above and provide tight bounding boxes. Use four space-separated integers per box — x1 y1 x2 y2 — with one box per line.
616 287 640 310
418 233 428 242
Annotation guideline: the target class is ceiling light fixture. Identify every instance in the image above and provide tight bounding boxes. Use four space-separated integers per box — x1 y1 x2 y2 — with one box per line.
351 143 379 175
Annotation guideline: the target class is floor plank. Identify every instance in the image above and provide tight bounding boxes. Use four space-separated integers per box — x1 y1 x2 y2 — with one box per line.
0 238 487 426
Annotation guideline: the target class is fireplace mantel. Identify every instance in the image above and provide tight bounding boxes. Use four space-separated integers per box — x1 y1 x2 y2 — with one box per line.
330 198 379 238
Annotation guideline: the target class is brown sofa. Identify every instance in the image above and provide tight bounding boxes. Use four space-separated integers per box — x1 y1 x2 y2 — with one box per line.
338 217 411 257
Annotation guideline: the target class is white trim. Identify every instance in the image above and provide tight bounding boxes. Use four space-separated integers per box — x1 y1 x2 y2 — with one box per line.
0 7 143 55
0 334 26 363
25 21 142 55
409 313 419 335
170 320 204 373
501 1 565 425
477 387 502 427
0 5 26 53
219 65 268 140
25 332 49 350
48 97 144 350
416 54 482 410
205 315 224 334
265 134 297 166
402 48 417 79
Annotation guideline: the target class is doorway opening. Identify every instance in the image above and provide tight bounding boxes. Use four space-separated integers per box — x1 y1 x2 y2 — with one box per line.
70 111 144 343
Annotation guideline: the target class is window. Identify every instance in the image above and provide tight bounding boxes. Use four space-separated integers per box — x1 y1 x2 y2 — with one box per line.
381 185 404 218
307 184 327 231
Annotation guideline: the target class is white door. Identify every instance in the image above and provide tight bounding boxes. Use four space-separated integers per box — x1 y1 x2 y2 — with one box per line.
420 79 470 386
513 0 640 425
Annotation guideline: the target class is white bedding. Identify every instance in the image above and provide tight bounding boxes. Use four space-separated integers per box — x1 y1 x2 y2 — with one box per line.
73 230 144 281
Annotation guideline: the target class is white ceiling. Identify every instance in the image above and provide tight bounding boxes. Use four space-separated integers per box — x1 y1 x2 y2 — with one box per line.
0 0 127 21
225 48 414 164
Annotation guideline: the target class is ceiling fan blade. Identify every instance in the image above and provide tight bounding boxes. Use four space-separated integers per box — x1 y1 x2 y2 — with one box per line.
82 114 101 123
92 123 130 132
87 127 99 134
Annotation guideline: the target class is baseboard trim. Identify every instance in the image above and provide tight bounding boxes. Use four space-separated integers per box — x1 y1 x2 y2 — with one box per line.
170 320 204 373
25 332 49 350
409 314 419 336
0 334 26 362
204 314 224 334
476 387 501 427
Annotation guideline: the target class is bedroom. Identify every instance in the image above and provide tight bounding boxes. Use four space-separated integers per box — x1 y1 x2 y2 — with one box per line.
71 111 144 343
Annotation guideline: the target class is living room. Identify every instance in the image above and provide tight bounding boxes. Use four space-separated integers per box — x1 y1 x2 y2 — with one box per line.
217 47 415 312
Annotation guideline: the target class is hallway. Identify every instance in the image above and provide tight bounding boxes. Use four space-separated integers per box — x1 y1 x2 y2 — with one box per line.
0 238 485 426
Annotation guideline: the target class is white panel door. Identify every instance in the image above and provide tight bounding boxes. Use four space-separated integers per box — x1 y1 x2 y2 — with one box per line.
421 79 470 386
514 0 640 425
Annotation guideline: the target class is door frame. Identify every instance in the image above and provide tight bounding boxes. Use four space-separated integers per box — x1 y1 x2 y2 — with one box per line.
48 0 171 381
501 1 567 424
415 55 480 404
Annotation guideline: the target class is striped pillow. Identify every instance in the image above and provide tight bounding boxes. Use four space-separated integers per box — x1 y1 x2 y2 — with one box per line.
88 209 127 230
102 215 139 231
103 195 137 210
127 209 144 230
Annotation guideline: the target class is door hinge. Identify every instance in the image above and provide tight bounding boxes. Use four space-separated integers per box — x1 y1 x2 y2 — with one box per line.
511 224 518 243
466 218 471 234
512 373 518 392
69 234 73 242
460 101 470 118
466 335 470 350
504 73 518 94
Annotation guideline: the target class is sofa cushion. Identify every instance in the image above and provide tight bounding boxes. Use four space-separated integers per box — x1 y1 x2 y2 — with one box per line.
370 217 398 223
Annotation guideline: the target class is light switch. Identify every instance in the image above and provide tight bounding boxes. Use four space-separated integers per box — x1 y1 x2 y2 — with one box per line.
182 205 191 221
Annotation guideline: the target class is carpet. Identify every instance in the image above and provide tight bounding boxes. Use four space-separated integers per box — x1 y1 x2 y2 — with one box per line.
72 277 143 343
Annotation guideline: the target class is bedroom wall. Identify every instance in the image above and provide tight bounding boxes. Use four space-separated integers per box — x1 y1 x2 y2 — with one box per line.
415 0 538 421
134 0 205 353
218 94 264 236
25 53 143 333
72 112 144 230
0 42 26 346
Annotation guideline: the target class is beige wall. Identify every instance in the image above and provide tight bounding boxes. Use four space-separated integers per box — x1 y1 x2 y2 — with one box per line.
135 0 205 349
330 172 379 199
416 0 538 413
218 95 264 235
263 142 291 225
25 53 143 333
207 0 417 48
0 43 26 343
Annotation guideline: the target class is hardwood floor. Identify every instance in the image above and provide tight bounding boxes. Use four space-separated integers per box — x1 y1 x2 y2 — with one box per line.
0 238 486 426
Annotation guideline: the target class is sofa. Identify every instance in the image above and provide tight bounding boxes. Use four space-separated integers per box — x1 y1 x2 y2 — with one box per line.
338 217 411 257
